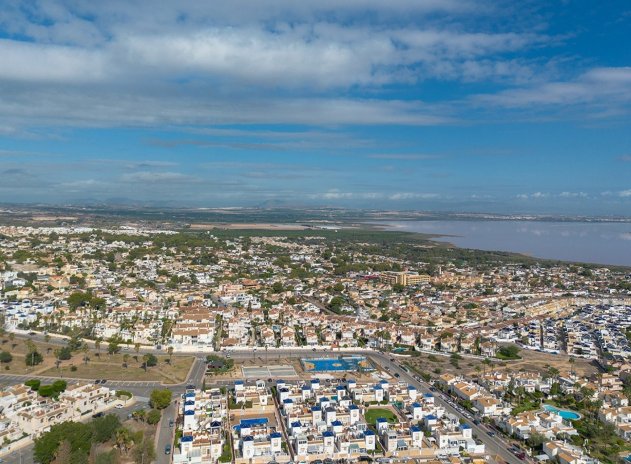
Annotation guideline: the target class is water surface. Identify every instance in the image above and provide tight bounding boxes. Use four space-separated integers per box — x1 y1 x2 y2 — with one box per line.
385 220 631 266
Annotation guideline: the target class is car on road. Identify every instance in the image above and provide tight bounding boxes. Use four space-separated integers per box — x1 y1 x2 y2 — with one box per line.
169 419 174 427
92 412 104 418
115 404 124 409
100 379 107 384
394 373 400 378
94 379 101 384
487 431 495 437
28 331 36 335
165 444 171 455
312 348 316 351
510 446 526 460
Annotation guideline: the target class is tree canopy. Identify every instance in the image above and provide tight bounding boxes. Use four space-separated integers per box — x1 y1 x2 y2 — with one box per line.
150 388 172 410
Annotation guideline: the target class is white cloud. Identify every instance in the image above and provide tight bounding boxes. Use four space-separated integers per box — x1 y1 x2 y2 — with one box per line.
0 39 107 82
58 179 110 192
559 191 588 198
121 171 201 184
387 192 440 200
476 67 631 109
0 89 450 127
0 1 555 129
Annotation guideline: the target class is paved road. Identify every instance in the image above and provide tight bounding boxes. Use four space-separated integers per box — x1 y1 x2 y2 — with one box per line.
219 348 524 464
1 341 522 464
366 351 524 464
155 400 178 464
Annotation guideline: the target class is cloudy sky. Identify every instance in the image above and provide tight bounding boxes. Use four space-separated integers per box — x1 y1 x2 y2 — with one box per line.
0 0 630 214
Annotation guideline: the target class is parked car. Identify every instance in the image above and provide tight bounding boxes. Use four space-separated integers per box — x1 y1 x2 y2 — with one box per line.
165 444 171 455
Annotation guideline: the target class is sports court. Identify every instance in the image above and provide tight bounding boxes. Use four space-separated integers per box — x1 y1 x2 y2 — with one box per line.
241 364 298 378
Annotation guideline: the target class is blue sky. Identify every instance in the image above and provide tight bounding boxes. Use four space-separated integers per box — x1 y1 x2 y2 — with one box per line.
0 0 630 214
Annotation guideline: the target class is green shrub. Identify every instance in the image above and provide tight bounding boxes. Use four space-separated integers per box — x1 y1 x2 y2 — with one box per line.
52 380 67 393
146 409 161 425
25 379 41 391
38 385 56 397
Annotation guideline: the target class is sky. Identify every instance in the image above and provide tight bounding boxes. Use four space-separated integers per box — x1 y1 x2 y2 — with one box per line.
0 0 630 215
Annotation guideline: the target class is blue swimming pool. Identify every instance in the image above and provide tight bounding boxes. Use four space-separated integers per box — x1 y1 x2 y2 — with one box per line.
301 356 374 372
234 417 269 431
543 404 581 420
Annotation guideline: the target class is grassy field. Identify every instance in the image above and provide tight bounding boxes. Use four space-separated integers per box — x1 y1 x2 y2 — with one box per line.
364 408 398 425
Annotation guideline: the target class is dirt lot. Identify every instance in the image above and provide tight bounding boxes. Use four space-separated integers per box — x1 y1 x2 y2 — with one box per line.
0 336 194 383
403 349 600 381
40 353 194 384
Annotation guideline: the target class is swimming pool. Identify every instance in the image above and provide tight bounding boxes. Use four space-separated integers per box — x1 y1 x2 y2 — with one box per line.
233 417 269 431
301 356 374 372
543 404 581 420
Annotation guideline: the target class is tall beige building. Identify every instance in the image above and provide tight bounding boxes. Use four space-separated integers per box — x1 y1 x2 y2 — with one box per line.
379 271 430 286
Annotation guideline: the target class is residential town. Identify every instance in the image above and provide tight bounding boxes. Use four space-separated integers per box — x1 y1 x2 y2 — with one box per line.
0 224 630 463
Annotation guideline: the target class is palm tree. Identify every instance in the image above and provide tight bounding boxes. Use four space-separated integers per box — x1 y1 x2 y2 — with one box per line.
82 344 89 365
26 339 38 368
115 428 133 454
167 346 174 363
134 342 141 358
132 409 146 422
142 354 150 372
53 348 62 371
94 338 101 353
123 353 130 368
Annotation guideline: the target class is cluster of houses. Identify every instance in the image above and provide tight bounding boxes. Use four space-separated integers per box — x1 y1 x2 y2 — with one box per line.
0 382 115 455
1 225 629 369
173 378 490 464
